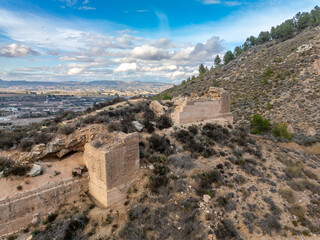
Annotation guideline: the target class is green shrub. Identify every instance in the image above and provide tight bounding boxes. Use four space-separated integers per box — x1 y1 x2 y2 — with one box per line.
263 66 273 78
266 102 273 110
250 114 270 134
272 123 292 140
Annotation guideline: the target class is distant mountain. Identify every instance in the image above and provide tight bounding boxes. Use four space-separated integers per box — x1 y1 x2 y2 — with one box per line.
0 79 173 94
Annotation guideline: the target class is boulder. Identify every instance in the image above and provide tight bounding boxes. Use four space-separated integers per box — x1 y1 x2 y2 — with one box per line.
150 100 165 117
0 171 3 179
203 194 211 203
132 121 144 132
27 164 43 177
31 214 40 225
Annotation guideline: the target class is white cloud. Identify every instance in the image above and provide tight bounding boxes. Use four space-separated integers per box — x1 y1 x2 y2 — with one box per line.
114 63 137 72
0 43 40 57
67 67 84 75
201 0 243 6
131 45 170 60
78 6 96 10
202 0 221 4
137 10 149 13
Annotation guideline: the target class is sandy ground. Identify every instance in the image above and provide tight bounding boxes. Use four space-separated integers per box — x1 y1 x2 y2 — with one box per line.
0 152 84 200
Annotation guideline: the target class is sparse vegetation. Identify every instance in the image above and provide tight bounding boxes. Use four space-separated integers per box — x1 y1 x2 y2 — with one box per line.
250 114 270 134
272 123 292 140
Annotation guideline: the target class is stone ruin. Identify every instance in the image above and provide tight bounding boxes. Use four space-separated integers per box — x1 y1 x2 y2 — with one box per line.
0 131 139 236
172 87 233 125
84 132 139 207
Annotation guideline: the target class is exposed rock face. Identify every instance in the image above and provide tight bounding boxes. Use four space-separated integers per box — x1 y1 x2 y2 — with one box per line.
83 132 139 207
18 125 108 162
132 121 144 132
172 87 233 125
150 100 166 117
27 164 43 177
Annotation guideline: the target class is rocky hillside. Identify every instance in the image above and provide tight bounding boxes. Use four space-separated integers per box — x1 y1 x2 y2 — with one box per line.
2 98 319 240
162 27 320 145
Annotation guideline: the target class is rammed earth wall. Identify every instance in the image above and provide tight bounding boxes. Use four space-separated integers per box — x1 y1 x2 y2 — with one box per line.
0 176 88 236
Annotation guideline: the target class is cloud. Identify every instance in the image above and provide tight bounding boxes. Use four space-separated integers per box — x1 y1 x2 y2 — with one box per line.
114 63 137 72
137 10 149 13
189 36 224 59
131 45 170 60
0 43 40 57
67 67 84 75
60 0 78 7
78 6 96 10
202 0 221 4
201 0 243 5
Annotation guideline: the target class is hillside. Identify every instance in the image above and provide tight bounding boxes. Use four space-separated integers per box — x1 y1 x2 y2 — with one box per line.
161 27 320 145
0 96 319 240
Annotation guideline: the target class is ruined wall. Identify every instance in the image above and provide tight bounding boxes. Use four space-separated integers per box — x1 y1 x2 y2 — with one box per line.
174 87 233 125
83 132 139 207
0 176 88 236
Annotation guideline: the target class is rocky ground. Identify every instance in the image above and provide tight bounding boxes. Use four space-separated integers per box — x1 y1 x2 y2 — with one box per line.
1 98 319 240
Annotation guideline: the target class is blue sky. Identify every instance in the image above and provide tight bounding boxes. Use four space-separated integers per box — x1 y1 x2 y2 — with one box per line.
0 0 318 83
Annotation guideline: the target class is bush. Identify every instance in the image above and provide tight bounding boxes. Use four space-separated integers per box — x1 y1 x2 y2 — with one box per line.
259 214 281 236
250 114 270 134
58 125 75 135
148 134 171 155
3 164 30 177
272 123 292 140
156 115 173 130
201 123 230 143
33 132 53 144
289 204 305 219
279 188 296 204
149 175 169 193
196 170 221 197
215 219 240 240
188 125 198 135
0 157 12 172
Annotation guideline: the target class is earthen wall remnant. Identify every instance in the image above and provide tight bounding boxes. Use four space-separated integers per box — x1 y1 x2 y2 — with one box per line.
172 87 233 125
83 132 139 207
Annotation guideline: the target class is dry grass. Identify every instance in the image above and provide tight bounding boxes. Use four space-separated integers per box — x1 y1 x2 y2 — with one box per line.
279 188 296 204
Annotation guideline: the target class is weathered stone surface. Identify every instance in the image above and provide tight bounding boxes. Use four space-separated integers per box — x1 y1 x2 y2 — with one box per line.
56 149 71 158
31 214 40 225
150 100 165 117
0 177 88 236
83 132 139 207
27 164 43 177
132 121 144 132
172 87 233 125
203 194 211 203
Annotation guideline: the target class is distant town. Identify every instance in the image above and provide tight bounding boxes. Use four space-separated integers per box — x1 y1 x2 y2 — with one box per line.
0 79 173 128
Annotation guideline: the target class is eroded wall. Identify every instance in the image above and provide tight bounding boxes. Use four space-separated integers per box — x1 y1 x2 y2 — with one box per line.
174 87 233 125
84 132 139 207
0 177 88 236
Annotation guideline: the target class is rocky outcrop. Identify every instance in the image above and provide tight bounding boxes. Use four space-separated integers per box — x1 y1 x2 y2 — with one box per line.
150 100 166 117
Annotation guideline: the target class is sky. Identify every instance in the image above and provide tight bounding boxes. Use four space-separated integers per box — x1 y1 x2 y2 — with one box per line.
0 0 318 83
